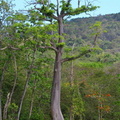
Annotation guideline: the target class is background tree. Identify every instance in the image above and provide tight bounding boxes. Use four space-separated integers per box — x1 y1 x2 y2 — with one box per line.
0 0 15 119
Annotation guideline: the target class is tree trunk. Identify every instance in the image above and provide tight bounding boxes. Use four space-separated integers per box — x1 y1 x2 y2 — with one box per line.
0 61 8 120
69 44 75 120
28 79 37 119
0 91 2 120
0 76 3 120
3 55 17 120
51 17 64 120
17 50 36 120
69 61 74 120
17 70 31 120
51 50 64 120
70 106 74 120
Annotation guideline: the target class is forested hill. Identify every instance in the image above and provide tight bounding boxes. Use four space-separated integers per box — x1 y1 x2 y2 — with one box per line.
65 12 120 52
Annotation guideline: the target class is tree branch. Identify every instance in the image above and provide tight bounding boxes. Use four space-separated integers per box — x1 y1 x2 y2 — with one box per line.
62 4 98 17
61 0 71 15
78 0 80 8
0 46 7 50
9 46 20 50
93 34 98 46
61 49 92 63
0 46 20 50
37 45 57 52
56 0 59 16
51 14 59 20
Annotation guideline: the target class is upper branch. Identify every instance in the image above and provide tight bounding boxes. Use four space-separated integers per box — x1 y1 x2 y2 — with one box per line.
56 0 59 16
62 4 98 17
60 0 71 15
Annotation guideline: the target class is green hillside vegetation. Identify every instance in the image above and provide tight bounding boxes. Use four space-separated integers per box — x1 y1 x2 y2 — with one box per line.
0 0 120 120
65 13 120 51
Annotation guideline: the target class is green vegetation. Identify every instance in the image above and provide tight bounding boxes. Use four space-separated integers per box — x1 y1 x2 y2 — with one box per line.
65 13 120 52
0 0 120 120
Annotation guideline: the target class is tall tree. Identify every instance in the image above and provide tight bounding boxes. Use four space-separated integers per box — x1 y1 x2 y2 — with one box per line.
0 0 15 119
28 0 98 119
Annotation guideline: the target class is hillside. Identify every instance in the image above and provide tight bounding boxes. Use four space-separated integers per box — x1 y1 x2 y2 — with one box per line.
65 13 120 53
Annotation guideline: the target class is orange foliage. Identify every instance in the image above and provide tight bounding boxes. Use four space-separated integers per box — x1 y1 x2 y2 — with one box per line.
85 94 91 97
105 94 111 97
97 105 110 112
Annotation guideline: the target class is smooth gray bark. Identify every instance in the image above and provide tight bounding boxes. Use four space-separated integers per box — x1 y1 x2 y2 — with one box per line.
51 51 64 120
51 17 64 120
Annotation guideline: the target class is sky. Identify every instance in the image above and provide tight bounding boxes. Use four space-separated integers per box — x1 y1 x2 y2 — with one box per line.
13 0 120 18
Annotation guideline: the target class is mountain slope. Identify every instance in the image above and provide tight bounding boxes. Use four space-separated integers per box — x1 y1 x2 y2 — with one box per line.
65 13 120 52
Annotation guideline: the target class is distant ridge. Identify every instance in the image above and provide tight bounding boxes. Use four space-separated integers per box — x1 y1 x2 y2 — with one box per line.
65 12 120 52
70 12 120 22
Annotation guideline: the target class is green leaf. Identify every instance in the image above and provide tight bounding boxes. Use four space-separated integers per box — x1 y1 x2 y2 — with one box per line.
56 42 66 47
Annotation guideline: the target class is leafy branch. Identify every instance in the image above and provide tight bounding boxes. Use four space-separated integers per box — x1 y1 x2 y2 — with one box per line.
61 49 92 63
